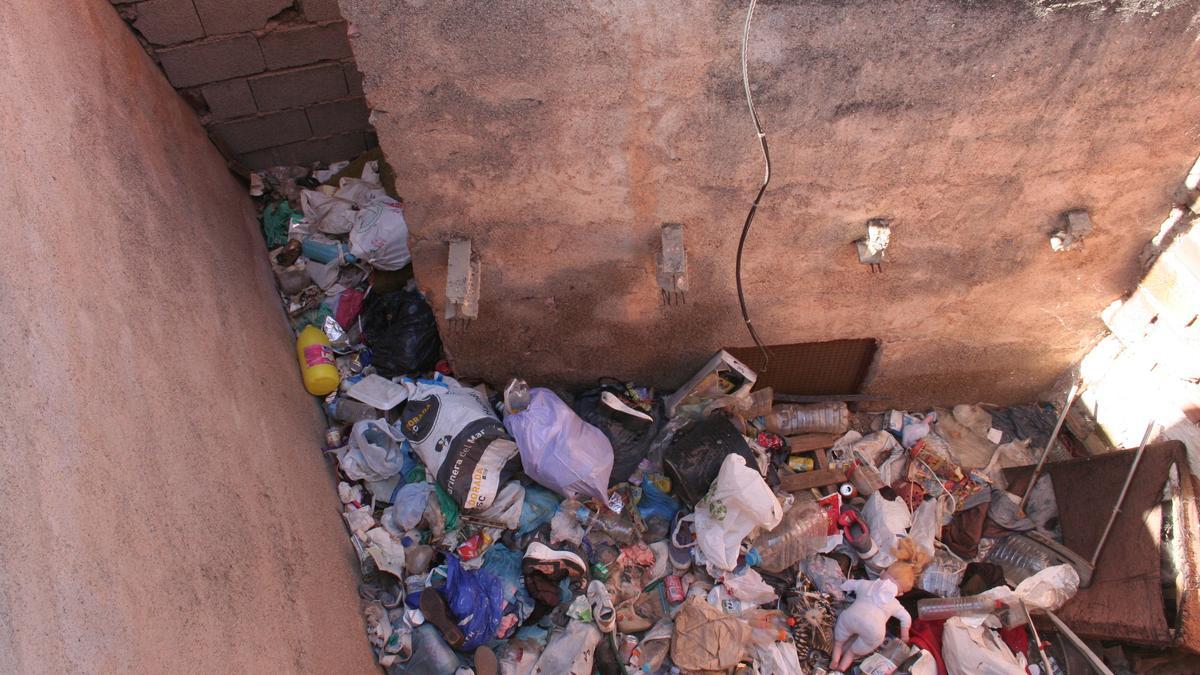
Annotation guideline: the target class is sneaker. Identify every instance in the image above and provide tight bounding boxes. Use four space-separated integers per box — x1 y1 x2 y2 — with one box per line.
523 541 588 578
587 580 616 633
418 588 465 649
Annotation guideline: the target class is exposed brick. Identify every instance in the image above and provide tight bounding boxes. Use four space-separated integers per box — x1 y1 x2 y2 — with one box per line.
259 22 352 70
343 62 364 96
158 35 265 87
275 132 367 165
192 0 290 36
299 0 343 22
210 109 311 153
201 78 257 120
306 98 370 136
131 0 203 45
248 63 347 111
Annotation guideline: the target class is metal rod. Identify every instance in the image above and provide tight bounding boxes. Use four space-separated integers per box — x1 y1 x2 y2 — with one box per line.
1043 609 1114 675
1021 601 1054 675
774 393 889 403
1089 420 1157 568
1019 382 1080 515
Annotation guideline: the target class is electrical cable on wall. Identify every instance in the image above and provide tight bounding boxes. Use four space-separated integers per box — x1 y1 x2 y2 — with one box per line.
738 0 771 370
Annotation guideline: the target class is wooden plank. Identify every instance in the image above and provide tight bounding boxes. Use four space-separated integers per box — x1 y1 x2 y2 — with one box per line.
787 434 840 453
779 468 847 493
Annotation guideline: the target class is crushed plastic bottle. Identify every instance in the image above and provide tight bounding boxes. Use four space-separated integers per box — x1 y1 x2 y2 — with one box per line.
575 506 637 545
917 594 1005 621
764 402 849 435
749 500 827 573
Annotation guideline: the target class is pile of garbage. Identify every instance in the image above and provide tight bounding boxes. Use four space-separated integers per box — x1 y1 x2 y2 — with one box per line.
253 156 1088 674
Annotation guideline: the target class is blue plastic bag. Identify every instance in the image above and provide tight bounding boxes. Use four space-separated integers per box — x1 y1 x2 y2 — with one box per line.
519 485 562 535
443 555 505 650
637 479 680 522
481 543 536 628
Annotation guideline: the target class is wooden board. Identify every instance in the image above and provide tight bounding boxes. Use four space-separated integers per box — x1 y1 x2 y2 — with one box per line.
787 434 841 453
779 468 847 493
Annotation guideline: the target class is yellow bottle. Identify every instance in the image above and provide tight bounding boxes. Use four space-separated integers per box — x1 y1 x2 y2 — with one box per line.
296 325 340 396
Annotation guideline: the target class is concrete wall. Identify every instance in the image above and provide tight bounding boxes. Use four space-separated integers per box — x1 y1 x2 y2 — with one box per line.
0 0 374 671
342 0 1200 407
110 0 375 169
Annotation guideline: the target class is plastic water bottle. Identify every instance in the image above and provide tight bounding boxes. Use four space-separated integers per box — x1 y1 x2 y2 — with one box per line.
326 397 379 424
750 500 827 572
576 506 637 545
917 595 1004 621
764 403 849 435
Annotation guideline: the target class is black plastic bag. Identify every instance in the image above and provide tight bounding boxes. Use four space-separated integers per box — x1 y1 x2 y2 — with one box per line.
573 380 662 486
662 415 757 506
361 287 441 377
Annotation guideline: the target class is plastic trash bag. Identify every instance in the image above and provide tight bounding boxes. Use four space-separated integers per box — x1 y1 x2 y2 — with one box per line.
980 564 1080 615
475 481 524 530
694 453 783 572
382 482 435 534
942 617 1028 675
573 382 661 485
800 555 846 600
637 478 680 523
908 497 944 559
861 492 912 570
519 485 561 535
364 527 406 577
361 287 442 377
481 543 536 628
340 419 406 482
503 388 614 503
347 197 411 270
720 566 777 605
532 618 603 675
442 554 506 650
397 373 519 512
751 641 804 675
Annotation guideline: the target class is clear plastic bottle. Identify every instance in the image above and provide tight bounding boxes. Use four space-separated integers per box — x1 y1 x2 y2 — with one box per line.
744 609 791 645
987 534 1057 583
750 500 827 573
326 397 379 424
764 402 849 435
575 506 637 545
917 595 1004 621
639 638 670 673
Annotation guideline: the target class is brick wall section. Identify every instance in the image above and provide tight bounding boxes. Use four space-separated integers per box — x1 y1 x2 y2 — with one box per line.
111 0 375 170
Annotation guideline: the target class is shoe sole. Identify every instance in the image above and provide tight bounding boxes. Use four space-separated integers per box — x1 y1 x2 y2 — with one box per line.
419 588 465 649
524 541 587 575
474 645 499 675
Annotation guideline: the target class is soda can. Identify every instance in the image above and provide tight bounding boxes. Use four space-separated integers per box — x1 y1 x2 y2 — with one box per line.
664 574 686 603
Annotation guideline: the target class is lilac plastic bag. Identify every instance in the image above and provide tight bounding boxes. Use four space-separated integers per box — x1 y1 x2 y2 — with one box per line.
503 388 614 503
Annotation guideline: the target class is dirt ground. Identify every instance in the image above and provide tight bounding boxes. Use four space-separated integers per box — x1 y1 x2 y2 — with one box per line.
0 1 375 671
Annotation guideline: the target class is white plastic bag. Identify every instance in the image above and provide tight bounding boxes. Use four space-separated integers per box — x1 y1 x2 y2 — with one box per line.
694 453 783 571
397 374 519 512
862 492 911 570
339 419 406 482
750 641 803 675
348 198 411 270
503 388 614 503
364 526 406 577
908 497 944 559
474 481 525 530
980 564 1080 615
719 566 778 605
942 617 1027 675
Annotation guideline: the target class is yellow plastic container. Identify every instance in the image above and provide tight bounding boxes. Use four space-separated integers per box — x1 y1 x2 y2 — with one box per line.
296 325 340 396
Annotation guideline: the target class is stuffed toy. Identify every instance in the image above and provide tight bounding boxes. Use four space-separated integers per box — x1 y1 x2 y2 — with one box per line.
830 539 930 671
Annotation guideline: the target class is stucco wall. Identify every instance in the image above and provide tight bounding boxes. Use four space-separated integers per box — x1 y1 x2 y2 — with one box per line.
0 1 374 671
342 0 1200 407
